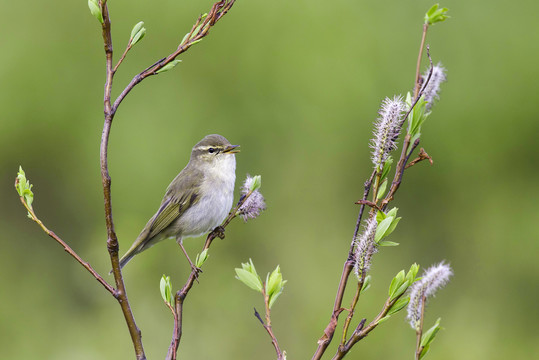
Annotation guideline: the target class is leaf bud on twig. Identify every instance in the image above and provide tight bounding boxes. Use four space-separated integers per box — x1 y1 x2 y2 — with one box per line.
87 0 104 24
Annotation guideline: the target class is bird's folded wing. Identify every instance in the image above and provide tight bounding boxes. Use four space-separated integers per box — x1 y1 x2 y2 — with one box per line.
147 187 200 239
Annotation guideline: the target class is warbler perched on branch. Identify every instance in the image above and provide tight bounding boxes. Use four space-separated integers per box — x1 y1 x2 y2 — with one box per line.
117 134 239 271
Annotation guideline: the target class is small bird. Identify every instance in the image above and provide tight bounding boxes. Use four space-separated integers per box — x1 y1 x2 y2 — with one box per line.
118 134 239 271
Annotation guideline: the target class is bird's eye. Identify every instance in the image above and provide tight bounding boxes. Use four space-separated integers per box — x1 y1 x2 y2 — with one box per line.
208 147 216 153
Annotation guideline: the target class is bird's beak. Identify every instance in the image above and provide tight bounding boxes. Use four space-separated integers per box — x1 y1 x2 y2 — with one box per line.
223 144 240 154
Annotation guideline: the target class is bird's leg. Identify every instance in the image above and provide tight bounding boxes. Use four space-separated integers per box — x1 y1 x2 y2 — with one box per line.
177 237 202 280
212 225 226 239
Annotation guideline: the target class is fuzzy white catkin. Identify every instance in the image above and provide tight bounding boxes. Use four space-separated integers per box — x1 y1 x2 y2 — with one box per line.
238 175 266 221
406 262 453 330
370 96 406 169
353 217 378 280
423 64 447 111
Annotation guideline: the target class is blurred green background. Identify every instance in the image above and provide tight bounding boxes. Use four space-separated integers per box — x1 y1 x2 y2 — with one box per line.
2 0 538 359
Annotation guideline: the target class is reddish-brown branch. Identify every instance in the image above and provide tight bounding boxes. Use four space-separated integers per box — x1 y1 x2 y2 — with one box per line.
99 2 146 359
414 23 429 98
339 279 363 348
112 0 235 114
14 184 115 295
415 293 427 360
355 199 381 211
311 170 375 360
332 293 405 360
312 40 437 360
166 190 252 359
380 53 433 212
254 292 285 360
406 148 433 169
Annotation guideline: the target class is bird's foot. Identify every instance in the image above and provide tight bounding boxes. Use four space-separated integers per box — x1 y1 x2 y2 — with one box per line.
191 264 203 282
213 225 226 239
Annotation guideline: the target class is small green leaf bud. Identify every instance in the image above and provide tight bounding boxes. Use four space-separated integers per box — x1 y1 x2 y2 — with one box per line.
160 275 174 305
155 60 182 74
235 268 263 292
195 249 209 268
387 296 410 316
130 21 146 47
87 0 104 24
425 4 449 25
360 275 371 294
16 166 34 215
235 259 263 292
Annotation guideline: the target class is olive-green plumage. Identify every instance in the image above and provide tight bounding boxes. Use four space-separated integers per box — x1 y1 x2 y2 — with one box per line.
118 134 239 270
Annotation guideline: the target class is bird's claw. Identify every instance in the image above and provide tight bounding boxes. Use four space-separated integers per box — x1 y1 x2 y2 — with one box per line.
191 265 203 282
214 225 226 239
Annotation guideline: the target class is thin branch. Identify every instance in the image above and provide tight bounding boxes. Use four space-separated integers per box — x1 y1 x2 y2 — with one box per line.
332 293 405 360
113 42 132 73
380 49 434 212
339 280 363 348
415 293 427 360
354 199 381 211
166 190 254 360
14 181 115 295
353 170 377 240
414 23 429 98
256 288 285 360
312 42 436 360
99 2 146 358
311 170 375 360
112 0 236 114
405 148 433 169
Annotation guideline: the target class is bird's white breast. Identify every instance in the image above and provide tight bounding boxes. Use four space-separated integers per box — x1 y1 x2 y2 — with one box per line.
177 155 236 238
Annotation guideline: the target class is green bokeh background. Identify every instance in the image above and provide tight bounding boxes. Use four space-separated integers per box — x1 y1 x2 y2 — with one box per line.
2 0 538 359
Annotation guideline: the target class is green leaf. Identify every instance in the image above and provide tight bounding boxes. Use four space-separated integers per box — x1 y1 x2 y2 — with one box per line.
195 249 209 268
376 210 386 223
419 344 431 359
87 0 104 24
388 270 405 297
420 318 442 348
130 21 145 39
235 268 263 292
360 275 371 294
406 263 420 283
155 60 182 74
16 166 34 214
425 4 449 25
266 265 287 308
387 296 410 316
378 240 399 247
191 22 205 39
405 91 413 107
250 175 262 192
131 26 146 47
160 275 174 305
268 284 285 309
376 179 388 200
242 258 259 276
375 216 393 243
384 216 401 238
386 207 398 218
408 97 428 137
376 315 391 325
190 38 203 46
380 156 393 179
266 265 282 298
180 32 191 45
390 279 410 301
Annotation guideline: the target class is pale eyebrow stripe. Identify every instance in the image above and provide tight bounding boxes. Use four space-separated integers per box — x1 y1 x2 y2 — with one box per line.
194 145 223 151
